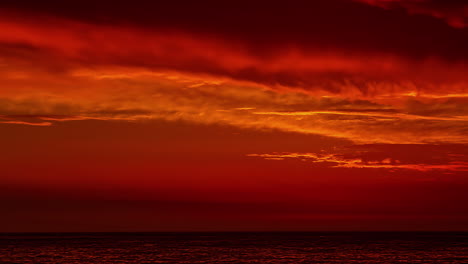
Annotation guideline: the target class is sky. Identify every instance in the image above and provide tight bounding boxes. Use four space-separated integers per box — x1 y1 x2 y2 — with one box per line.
1 0 468 232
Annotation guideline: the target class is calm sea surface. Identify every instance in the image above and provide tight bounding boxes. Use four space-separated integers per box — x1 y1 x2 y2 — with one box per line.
1 232 467 263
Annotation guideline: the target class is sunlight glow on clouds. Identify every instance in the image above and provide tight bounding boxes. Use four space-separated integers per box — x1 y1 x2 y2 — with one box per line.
0 66 467 145
0 6 467 175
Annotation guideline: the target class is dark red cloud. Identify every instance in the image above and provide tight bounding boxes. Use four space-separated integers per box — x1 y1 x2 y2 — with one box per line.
1 0 468 61
0 8 467 96
357 0 468 28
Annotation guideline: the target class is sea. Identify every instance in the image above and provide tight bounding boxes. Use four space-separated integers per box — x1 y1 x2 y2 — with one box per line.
1 232 467 263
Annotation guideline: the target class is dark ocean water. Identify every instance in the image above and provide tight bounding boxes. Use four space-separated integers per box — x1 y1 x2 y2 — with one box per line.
1 232 467 263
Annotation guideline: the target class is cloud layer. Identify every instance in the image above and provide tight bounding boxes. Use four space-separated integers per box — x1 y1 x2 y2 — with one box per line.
0 3 467 171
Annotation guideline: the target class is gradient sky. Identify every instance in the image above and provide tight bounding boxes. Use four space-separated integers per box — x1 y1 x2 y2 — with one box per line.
1 0 468 232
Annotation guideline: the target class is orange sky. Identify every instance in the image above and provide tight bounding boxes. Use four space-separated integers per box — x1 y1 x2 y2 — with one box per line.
1 0 468 232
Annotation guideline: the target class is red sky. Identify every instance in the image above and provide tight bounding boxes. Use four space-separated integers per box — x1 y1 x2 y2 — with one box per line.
1 0 468 232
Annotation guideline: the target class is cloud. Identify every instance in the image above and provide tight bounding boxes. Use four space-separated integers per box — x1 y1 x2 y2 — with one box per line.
0 120 52 126
0 9 468 95
356 0 468 28
0 66 467 145
3 1 468 60
0 9 466 146
248 144 468 172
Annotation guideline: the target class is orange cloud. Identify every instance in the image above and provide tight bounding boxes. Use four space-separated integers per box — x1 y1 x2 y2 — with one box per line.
249 152 468 172
248 144 468 172
0 65 467 145
0 120 52 126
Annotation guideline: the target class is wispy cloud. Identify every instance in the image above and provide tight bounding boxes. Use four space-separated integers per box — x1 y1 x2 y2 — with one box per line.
248 144 468 172
0 120 52 126
0 66 467 145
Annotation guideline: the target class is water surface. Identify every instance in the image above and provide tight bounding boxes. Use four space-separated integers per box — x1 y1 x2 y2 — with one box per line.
1 232 467 263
